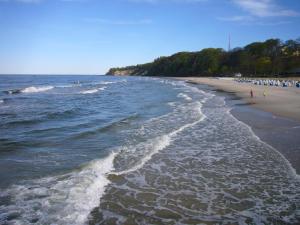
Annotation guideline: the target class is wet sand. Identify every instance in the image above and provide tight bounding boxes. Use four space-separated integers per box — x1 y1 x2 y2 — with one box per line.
215 88 300 175
176 77 300 122
89 82 300 224
175 77 300 174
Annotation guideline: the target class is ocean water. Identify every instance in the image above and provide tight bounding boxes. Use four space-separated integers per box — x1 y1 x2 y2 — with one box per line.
0 75 299 225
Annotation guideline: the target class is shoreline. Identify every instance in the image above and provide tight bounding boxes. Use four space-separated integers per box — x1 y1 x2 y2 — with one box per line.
174 77 300 174
176 77 300 122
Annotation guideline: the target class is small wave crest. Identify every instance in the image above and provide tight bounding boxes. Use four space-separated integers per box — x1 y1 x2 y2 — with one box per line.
56 84 75 88
99 81 116 85
69 114 139 139
113 135 171 175
95 80 127 85
113 101 205 175
4 89 21 95
177 93 192 101
21 86 54 93
0 152 117 225
80 87 106 94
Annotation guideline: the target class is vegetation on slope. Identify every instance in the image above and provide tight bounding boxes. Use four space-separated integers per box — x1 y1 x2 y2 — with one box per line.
106 38 300 77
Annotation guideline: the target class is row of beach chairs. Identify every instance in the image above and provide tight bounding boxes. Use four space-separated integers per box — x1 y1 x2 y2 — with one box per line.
235 79 300 88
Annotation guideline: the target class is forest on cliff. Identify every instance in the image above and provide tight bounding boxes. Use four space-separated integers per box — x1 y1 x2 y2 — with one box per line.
107 38 300 77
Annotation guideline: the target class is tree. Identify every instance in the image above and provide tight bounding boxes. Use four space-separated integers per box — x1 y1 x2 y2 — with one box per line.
107 38 300 77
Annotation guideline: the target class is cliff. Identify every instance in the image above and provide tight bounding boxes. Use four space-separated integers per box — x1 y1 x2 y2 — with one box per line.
106 64 149 76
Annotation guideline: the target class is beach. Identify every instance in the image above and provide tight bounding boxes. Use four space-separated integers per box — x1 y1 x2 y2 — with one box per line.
175 77 300 175
1 75 299 224
176 77 300 122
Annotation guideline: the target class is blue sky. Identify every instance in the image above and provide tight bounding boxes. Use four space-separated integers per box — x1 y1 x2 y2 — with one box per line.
0 0 299 74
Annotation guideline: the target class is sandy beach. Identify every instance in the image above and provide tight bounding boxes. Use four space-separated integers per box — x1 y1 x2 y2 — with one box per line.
176 77 300 122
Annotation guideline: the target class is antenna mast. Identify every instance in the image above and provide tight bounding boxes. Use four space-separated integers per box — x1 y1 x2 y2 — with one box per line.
228 34 231 52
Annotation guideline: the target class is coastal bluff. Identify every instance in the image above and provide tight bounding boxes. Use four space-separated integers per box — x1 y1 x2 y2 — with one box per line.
106 66 148 76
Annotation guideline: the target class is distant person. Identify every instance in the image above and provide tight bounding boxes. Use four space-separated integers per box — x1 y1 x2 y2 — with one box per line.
250 89 253 98
263 90 267 97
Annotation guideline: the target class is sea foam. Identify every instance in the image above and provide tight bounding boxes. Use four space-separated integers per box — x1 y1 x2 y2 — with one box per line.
0 152 117 225
113 101 206 176
80 87 106 94
177 93 192 101
21 86 54 93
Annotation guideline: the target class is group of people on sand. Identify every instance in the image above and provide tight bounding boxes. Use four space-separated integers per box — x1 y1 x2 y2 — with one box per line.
249 88 267 99
236 78 300 88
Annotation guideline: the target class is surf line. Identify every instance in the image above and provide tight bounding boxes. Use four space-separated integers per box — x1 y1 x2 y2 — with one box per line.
228 106 300 180
111 102 207 176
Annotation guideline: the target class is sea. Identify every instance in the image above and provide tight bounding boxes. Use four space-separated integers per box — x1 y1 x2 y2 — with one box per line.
0 75 299 225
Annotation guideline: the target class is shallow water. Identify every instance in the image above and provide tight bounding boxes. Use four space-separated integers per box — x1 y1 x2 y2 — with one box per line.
0 75 299 225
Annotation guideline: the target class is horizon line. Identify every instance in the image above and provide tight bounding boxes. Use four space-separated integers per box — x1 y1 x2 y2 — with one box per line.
0 74 106 76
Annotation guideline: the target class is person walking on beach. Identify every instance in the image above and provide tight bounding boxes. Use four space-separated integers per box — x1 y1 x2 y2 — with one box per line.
263 89 267 97
250 89 253 98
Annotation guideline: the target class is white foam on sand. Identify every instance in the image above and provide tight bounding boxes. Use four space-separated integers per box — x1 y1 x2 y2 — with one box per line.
0 152 117 225
21 86 54 93
228 106 300 180
113 101 206 175
111 80 213 176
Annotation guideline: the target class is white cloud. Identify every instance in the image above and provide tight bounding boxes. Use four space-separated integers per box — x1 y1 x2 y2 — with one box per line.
218 0 299 25
232 0 299 17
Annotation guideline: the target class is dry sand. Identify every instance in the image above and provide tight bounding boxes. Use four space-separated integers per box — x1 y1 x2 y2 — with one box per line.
176 77 300 122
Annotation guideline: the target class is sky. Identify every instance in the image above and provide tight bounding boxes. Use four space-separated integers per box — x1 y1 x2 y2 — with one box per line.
0 0 299 75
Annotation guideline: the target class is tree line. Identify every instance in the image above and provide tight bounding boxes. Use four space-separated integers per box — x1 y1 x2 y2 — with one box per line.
107 38 300 77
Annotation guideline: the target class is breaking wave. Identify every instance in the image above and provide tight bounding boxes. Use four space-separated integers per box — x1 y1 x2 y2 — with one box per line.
177 93 192 101
113 101 206 175
80 87 106 94
21 86 54 93
0 152 117 225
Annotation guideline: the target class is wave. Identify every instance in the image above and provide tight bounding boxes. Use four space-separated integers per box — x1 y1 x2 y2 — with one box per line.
3 86 54 95
113 101 206 175
110 81 213 176
177 93 192 101
99 81 116 85
167 102 176 107
113 135 171 175
229 106 299 179
23 113 135 136
80 89 98 94
56 84 75 88
2 118 43 128
21 86 54 93
95 80 127 85
0 99 3 104
3 89 22 95
69 114 139 139
80 87 106 94
45 109 77 120
0 152 117 225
